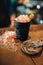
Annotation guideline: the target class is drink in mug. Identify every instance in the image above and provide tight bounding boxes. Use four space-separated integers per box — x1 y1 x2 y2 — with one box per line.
14 14 34 41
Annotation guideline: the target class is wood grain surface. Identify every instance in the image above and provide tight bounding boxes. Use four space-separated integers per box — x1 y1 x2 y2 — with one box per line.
0 24 43 65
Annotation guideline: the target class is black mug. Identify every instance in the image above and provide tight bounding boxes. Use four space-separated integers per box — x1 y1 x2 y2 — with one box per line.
14 21 30 41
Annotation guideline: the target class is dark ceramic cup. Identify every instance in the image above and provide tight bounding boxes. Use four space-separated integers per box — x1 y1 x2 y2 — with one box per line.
14 21 30 41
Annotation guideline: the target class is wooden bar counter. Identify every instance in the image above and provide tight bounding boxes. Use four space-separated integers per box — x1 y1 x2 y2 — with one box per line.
0 25 43 65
